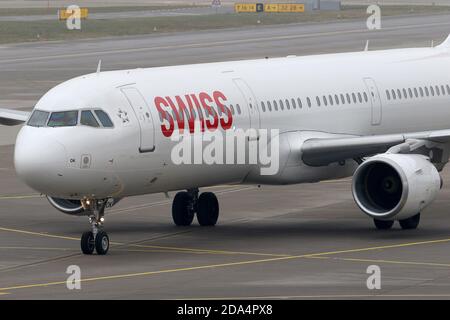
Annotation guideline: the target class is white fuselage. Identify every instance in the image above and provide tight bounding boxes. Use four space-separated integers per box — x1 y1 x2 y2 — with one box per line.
13 45 450 200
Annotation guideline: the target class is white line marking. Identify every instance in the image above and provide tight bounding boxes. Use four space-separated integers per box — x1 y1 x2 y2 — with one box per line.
1 21 450 64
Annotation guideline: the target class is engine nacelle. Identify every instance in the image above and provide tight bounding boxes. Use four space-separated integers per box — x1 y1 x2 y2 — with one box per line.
47 196 87 216
352 154 441 220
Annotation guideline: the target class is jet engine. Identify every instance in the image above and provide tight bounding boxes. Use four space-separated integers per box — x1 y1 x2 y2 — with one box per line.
47 196 87 216
352 154 441 220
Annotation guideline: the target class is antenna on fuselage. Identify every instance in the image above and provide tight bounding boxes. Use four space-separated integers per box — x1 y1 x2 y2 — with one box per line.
364 40 369 52
96 60 102 74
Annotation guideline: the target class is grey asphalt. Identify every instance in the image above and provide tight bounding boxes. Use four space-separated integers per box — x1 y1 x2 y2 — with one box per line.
0 6 234 22
1 13 450 299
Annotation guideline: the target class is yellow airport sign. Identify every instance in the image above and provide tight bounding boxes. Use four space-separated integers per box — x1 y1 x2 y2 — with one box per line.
237 3 305 13
234 3 257 13
264 4 278 12
58 7 89 20
290 4 305 12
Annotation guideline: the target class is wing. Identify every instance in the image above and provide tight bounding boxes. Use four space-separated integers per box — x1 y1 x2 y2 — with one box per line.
301 129 450 167
0 108 31 126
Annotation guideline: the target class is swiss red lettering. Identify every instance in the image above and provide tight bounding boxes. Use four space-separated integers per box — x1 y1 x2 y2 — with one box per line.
154 96 174 137
213 91 233 130
199 92 218 131
154 91 233 137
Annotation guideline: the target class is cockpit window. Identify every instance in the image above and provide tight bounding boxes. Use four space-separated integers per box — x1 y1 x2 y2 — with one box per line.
94 110 114 128
80 110 99 127
27 110 49 127
47 111 78 127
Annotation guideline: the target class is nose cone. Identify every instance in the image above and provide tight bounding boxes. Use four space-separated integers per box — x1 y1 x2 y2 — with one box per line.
14 127 68 195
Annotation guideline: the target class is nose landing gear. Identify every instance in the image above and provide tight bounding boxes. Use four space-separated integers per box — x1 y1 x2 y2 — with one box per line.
80 199 110 255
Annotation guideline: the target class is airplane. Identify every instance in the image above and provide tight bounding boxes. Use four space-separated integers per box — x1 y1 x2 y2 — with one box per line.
2 35 450 255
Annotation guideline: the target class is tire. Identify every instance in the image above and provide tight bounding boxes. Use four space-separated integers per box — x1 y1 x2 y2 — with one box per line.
399 213 420 230
373 219 394 230
197 192 219 226
172 192 195 226
95 230 110 255
81 231 95 255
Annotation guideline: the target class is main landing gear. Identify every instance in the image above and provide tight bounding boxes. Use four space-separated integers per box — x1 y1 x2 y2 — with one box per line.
80 199 110 255
373 212 421 230
172 188 219 227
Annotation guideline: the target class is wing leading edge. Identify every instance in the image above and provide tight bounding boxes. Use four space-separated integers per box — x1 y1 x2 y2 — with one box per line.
0 108 31 126
301 129 450 167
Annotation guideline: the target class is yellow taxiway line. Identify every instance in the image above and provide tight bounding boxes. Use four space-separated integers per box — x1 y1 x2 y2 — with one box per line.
2 235 450 294
0 194 43 200
0 226 290 257
0 246 75 252
0 227 79 241
307 256 450 268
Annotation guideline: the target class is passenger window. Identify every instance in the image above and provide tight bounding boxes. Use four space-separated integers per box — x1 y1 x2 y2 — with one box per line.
425 87 429 96
334 94 339 105
414 88 418 97
307 97 311 108
397 89 402 99
279 100 284 110
447 85 450 95
436 86 440 96
329 95 333 106
316 96 321 107
261 102 266 112
403 88 407 98
94 110 114 127
236 104 242 114
430 86 435 96
297 98 302 109
48 111 78 127
230 105 235 115
352 93 357 103
419 87 424 97
408 88 413 98
441 85 445 95
357 92 362 103
291 98 296 109
81 110 100 127
273 101 278 111
340 94 345 104
363 92 368 102
391 89 396 99
28 110 49 127
386 90 390 100
323 96 328 106
267 101 272 112
285 99 290 110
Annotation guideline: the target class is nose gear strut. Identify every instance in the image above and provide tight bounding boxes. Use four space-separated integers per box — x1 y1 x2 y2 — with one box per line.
80 199 110 255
